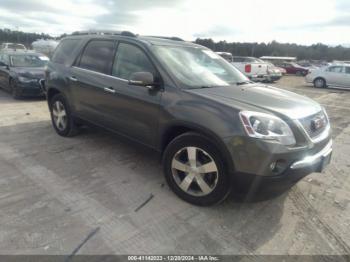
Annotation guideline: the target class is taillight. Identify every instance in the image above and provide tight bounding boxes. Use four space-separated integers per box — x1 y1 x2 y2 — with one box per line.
245 64 252 73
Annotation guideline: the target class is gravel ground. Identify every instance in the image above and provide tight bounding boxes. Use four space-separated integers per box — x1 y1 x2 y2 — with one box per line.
0 75 349 255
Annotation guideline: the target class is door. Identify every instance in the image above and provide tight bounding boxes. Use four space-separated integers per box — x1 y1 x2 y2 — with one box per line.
343 66 350 88
325 66 344 86
109 42 162 147
70 39 119 126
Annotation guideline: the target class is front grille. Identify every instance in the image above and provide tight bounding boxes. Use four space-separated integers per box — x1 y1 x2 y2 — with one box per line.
299 111 328 139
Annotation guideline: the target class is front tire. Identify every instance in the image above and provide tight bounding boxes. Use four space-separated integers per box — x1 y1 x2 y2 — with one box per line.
49 93 79 137
314 78 326 88
163 132 231 206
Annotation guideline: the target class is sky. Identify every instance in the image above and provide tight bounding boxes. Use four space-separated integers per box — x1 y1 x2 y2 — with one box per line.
0 0 350 45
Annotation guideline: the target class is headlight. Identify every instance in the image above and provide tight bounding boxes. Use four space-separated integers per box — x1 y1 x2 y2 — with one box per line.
18 76 35 83
239 111 296 146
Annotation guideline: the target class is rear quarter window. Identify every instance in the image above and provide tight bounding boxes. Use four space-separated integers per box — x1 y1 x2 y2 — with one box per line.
51 39 81 66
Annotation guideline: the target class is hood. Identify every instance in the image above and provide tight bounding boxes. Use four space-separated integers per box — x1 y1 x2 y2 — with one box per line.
187 84 322 120
11 67 45 80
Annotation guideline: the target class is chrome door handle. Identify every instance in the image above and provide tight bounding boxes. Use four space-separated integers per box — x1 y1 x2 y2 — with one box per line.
69 76 77 82
103 87 116 94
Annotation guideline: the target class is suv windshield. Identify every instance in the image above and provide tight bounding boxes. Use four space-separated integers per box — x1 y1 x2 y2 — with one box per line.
152 45 248 88
10 54 48 67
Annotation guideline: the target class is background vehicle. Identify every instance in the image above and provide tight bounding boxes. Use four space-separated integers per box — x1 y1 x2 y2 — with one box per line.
306 64 350 88
276 66 287 75
260 60 283 82
0 43 27 51
231 56 269 82
0 50 48 98
276 62 309 76
46 31 332 206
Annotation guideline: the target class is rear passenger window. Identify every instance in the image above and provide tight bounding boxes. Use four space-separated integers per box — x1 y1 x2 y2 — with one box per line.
112 43 156 79
79 40 115 74
328 66 343 73
345 67 350 74
52 39 80 66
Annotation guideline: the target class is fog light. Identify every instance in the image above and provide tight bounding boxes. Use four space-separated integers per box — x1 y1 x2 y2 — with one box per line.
271 159 287 174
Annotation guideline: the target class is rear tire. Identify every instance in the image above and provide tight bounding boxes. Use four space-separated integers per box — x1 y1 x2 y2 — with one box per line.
163 132 231 206
314 78 326 88
49 93 79 137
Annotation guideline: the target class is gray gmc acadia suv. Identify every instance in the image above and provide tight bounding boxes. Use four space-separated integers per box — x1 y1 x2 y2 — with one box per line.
45 31 332 206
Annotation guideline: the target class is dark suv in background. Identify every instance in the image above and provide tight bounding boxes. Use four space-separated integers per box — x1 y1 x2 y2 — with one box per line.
45 31 332 205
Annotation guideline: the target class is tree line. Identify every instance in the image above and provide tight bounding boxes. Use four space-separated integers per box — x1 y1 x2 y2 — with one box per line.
1 28 350 61
195 38 350 61
0 28 52 48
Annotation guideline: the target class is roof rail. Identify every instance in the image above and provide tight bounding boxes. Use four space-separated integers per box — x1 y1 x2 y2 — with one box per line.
71 30 136 37
146 36 184 41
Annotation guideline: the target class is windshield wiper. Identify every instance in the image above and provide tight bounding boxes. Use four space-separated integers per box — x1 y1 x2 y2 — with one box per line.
199 85 218 89
236 81 253 86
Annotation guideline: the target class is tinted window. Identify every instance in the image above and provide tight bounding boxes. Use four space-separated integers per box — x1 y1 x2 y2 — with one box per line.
328 66 343 73
346 67 350 74
52 39 81 66
79 40 115 74
112 43 156 79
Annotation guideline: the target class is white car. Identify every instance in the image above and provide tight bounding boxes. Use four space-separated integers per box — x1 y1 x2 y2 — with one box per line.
0 43 27 51
306 64 350 89
231 56 269 82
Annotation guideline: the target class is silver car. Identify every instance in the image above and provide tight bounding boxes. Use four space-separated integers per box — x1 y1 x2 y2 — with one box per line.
306 64 350 88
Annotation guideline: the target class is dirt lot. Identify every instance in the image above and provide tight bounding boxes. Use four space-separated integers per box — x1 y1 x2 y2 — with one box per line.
0 76 349 255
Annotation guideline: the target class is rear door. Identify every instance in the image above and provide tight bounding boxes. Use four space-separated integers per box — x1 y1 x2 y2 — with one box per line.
325 66 344 86
70 39 119 126
108 41 162 146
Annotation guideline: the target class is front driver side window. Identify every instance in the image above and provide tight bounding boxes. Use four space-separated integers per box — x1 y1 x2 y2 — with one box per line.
112 43 156 80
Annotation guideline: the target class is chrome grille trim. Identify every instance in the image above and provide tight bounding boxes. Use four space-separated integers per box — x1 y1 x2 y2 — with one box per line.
296 110 330 143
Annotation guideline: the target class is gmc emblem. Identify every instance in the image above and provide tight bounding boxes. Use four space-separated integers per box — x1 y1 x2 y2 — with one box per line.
311 116 326 131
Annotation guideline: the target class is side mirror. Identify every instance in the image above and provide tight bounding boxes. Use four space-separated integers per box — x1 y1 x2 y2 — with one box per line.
129 72 156 89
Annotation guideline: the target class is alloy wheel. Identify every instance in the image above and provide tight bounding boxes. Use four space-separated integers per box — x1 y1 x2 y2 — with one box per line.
315 79 325 88
171 146 219 196
52 101 67 131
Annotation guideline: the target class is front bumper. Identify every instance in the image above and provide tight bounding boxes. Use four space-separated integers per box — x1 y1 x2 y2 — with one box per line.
16 81 45 97
231 140 332 191
225 132 332 178
250 74 282 82
265 73 282 82
290 140 332 170
249 74 269 82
